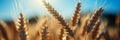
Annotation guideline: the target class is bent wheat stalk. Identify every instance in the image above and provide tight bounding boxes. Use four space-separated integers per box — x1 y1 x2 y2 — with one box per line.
42 0 74 37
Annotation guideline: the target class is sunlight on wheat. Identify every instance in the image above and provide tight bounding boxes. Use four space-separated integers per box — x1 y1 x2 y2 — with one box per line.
0 0 119 40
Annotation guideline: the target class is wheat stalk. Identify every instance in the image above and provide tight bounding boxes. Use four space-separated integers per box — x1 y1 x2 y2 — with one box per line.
42 0 74 37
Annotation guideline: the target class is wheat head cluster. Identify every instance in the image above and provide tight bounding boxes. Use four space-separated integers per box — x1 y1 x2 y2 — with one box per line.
0 0 120 40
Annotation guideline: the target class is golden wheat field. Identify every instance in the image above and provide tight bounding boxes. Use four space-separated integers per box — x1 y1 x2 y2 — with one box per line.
0 0 120 40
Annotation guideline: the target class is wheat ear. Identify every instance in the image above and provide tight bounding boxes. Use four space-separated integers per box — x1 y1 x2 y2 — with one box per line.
42 0 74 37
84 8 103 40
59 27 70 40
86 7 103 33
71 2 81 26
92 20 101 39
16 13 28 40
41 25 49 40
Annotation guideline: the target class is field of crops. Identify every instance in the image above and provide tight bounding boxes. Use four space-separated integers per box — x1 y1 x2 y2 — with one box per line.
0 0 120 40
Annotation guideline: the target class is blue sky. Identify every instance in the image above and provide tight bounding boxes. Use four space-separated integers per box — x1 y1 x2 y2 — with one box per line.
0 0 120 20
